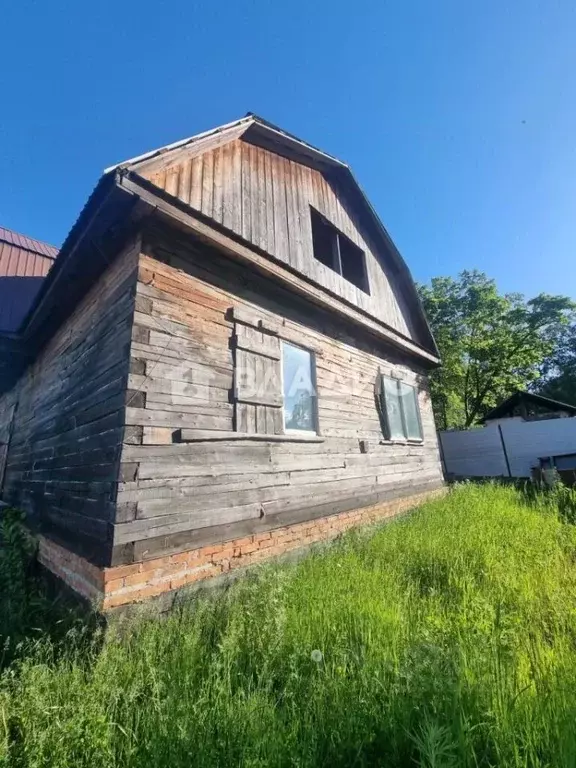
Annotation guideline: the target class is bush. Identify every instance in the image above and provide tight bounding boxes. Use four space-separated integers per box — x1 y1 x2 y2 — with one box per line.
2 484 576 767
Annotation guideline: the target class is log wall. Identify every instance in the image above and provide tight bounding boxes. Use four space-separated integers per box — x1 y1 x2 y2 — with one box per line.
0 240 140 565
114 224 443 564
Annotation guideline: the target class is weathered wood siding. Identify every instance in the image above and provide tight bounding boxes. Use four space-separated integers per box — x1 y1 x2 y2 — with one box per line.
0 241 140 565
114 225 442 563
143 139 417 340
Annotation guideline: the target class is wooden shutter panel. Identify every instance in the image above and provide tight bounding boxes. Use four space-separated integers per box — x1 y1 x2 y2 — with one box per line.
233 317 283 435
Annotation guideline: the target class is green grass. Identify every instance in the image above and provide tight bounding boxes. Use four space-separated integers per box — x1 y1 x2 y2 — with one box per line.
2 483 576 767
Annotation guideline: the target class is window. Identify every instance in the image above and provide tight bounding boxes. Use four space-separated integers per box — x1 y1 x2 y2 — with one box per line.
377 375 423 441
310 208 370 294
282 342 317 433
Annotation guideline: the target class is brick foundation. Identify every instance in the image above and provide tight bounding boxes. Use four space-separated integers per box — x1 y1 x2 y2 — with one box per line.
37 486 445 611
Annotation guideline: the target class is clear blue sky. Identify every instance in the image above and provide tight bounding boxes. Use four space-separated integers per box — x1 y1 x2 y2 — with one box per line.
1 0 575 298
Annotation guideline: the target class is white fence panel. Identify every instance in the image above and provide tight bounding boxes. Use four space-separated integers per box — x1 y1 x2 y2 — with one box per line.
440 418 576 478
499 418 576 477
439 427 508 477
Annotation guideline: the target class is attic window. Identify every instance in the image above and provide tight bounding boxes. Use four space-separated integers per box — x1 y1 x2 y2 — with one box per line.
310 208 370 294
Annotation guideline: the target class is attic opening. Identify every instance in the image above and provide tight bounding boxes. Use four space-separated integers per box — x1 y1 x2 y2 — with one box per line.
310 207 370 294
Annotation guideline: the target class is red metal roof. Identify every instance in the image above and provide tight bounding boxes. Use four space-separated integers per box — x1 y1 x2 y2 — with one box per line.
0 226 58 261
0 226 58 332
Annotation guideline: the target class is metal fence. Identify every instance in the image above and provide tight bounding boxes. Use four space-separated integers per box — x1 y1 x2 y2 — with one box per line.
438 418 576 479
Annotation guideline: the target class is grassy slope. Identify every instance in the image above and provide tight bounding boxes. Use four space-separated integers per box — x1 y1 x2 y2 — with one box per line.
2 484 576 767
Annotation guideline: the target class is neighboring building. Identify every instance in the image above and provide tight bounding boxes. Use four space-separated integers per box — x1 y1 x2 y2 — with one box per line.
0 227 58 394
0 115 444 610
0 226 58 333
481 391 576 426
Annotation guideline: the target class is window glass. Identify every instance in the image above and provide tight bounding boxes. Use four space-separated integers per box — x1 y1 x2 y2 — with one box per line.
399 382 422 440
383 377 405 440
282 343 316 432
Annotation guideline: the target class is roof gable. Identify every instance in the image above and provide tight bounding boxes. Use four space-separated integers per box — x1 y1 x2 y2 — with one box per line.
106 114 342 176
110 115 437 358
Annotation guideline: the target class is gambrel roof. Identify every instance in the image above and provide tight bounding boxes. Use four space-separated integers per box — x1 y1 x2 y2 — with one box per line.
107 114 439 361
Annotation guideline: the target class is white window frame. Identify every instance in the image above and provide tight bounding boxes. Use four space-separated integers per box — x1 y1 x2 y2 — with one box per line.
377 374 423 443
281 340 319 436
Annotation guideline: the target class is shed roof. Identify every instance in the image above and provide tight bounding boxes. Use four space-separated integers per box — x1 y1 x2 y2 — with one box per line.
0 226 58 332
481 391 576 423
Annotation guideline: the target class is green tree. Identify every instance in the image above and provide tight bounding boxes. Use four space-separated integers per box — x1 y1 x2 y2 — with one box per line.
418 271 575 429
536 323 576 405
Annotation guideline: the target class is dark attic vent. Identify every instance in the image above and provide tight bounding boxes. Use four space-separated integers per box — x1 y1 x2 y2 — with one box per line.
310 207 370 294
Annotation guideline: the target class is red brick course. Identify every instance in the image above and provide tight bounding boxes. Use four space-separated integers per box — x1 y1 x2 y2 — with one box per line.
37 487 445 611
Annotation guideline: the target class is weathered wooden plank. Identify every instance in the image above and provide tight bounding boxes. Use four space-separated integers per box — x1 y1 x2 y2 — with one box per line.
177 429 324 442
118 469 291 494
125 407 231 431
201 151 214 217
270 150 289 263
130 341 232 372
212 145 224 225
230 139 242 234
117 470 292 502
230 304 279 333
177 158 192 204
165 166 180 197
285 159 304 272
128 374 229 402
240 141 252 243
115 502 262 544
263 147 276 256
138 360 231 390
142 426 174 445
144 394 232 414
189 155 203 211
233 323 281 359
221 142 235 231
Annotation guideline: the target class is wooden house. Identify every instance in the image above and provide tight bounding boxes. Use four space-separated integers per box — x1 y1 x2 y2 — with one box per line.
480 391 576 425
0 115 444 610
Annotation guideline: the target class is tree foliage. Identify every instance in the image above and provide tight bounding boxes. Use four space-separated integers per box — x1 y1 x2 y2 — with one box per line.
535 323 576 405
418 271 575 429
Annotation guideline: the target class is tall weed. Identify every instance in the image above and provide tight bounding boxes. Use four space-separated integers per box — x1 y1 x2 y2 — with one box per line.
0 508 96 672
2 484 576 767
